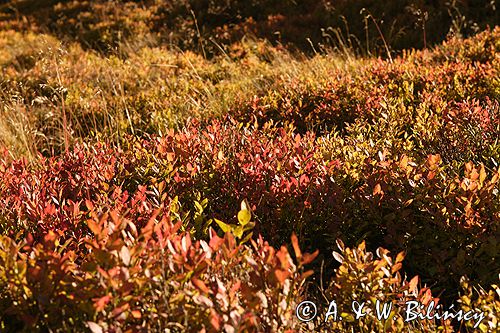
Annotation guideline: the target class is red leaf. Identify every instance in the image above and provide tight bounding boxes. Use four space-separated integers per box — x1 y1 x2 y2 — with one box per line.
210 309 221 331
209 229 224 250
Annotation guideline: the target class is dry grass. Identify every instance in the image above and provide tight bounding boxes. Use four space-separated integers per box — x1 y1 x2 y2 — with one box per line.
0 30 354 158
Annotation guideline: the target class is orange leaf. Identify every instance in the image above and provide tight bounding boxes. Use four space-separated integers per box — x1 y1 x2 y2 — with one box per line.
112 303 130 318
93 295 112 312
291 233 302 260
479 164 486 186
391 262 402 273
408 275 419 293
421 288 433 305
209 229 224 250
301 270 315 280
395 251 405 264
43 231 57 245
301 250 319 265
276 247 290 269
230 281 241 298
192 277 210 294
86 219 101 236
274 269 290 285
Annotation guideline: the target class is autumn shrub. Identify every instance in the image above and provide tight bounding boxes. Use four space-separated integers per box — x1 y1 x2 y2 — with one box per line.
0 8 498 332
317 240 452 332
232 28 499 137
432 98 500 168
0 116 497 308
0 143 123 239
458 277 500 332
311 241 497 332
1 205 494 332
0 121 345 246
0 206 317 332
348 153 500 298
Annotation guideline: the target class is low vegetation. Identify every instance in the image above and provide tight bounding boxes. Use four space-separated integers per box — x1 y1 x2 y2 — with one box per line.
0 2 498 332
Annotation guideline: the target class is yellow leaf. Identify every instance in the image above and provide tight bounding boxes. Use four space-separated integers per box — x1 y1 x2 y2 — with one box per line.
395 251 405 264
233 225 244 238
237 209 251 226
479 164 486 186
214 219 232 233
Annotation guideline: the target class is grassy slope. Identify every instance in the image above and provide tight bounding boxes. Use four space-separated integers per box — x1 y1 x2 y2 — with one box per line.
0 12 498 333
